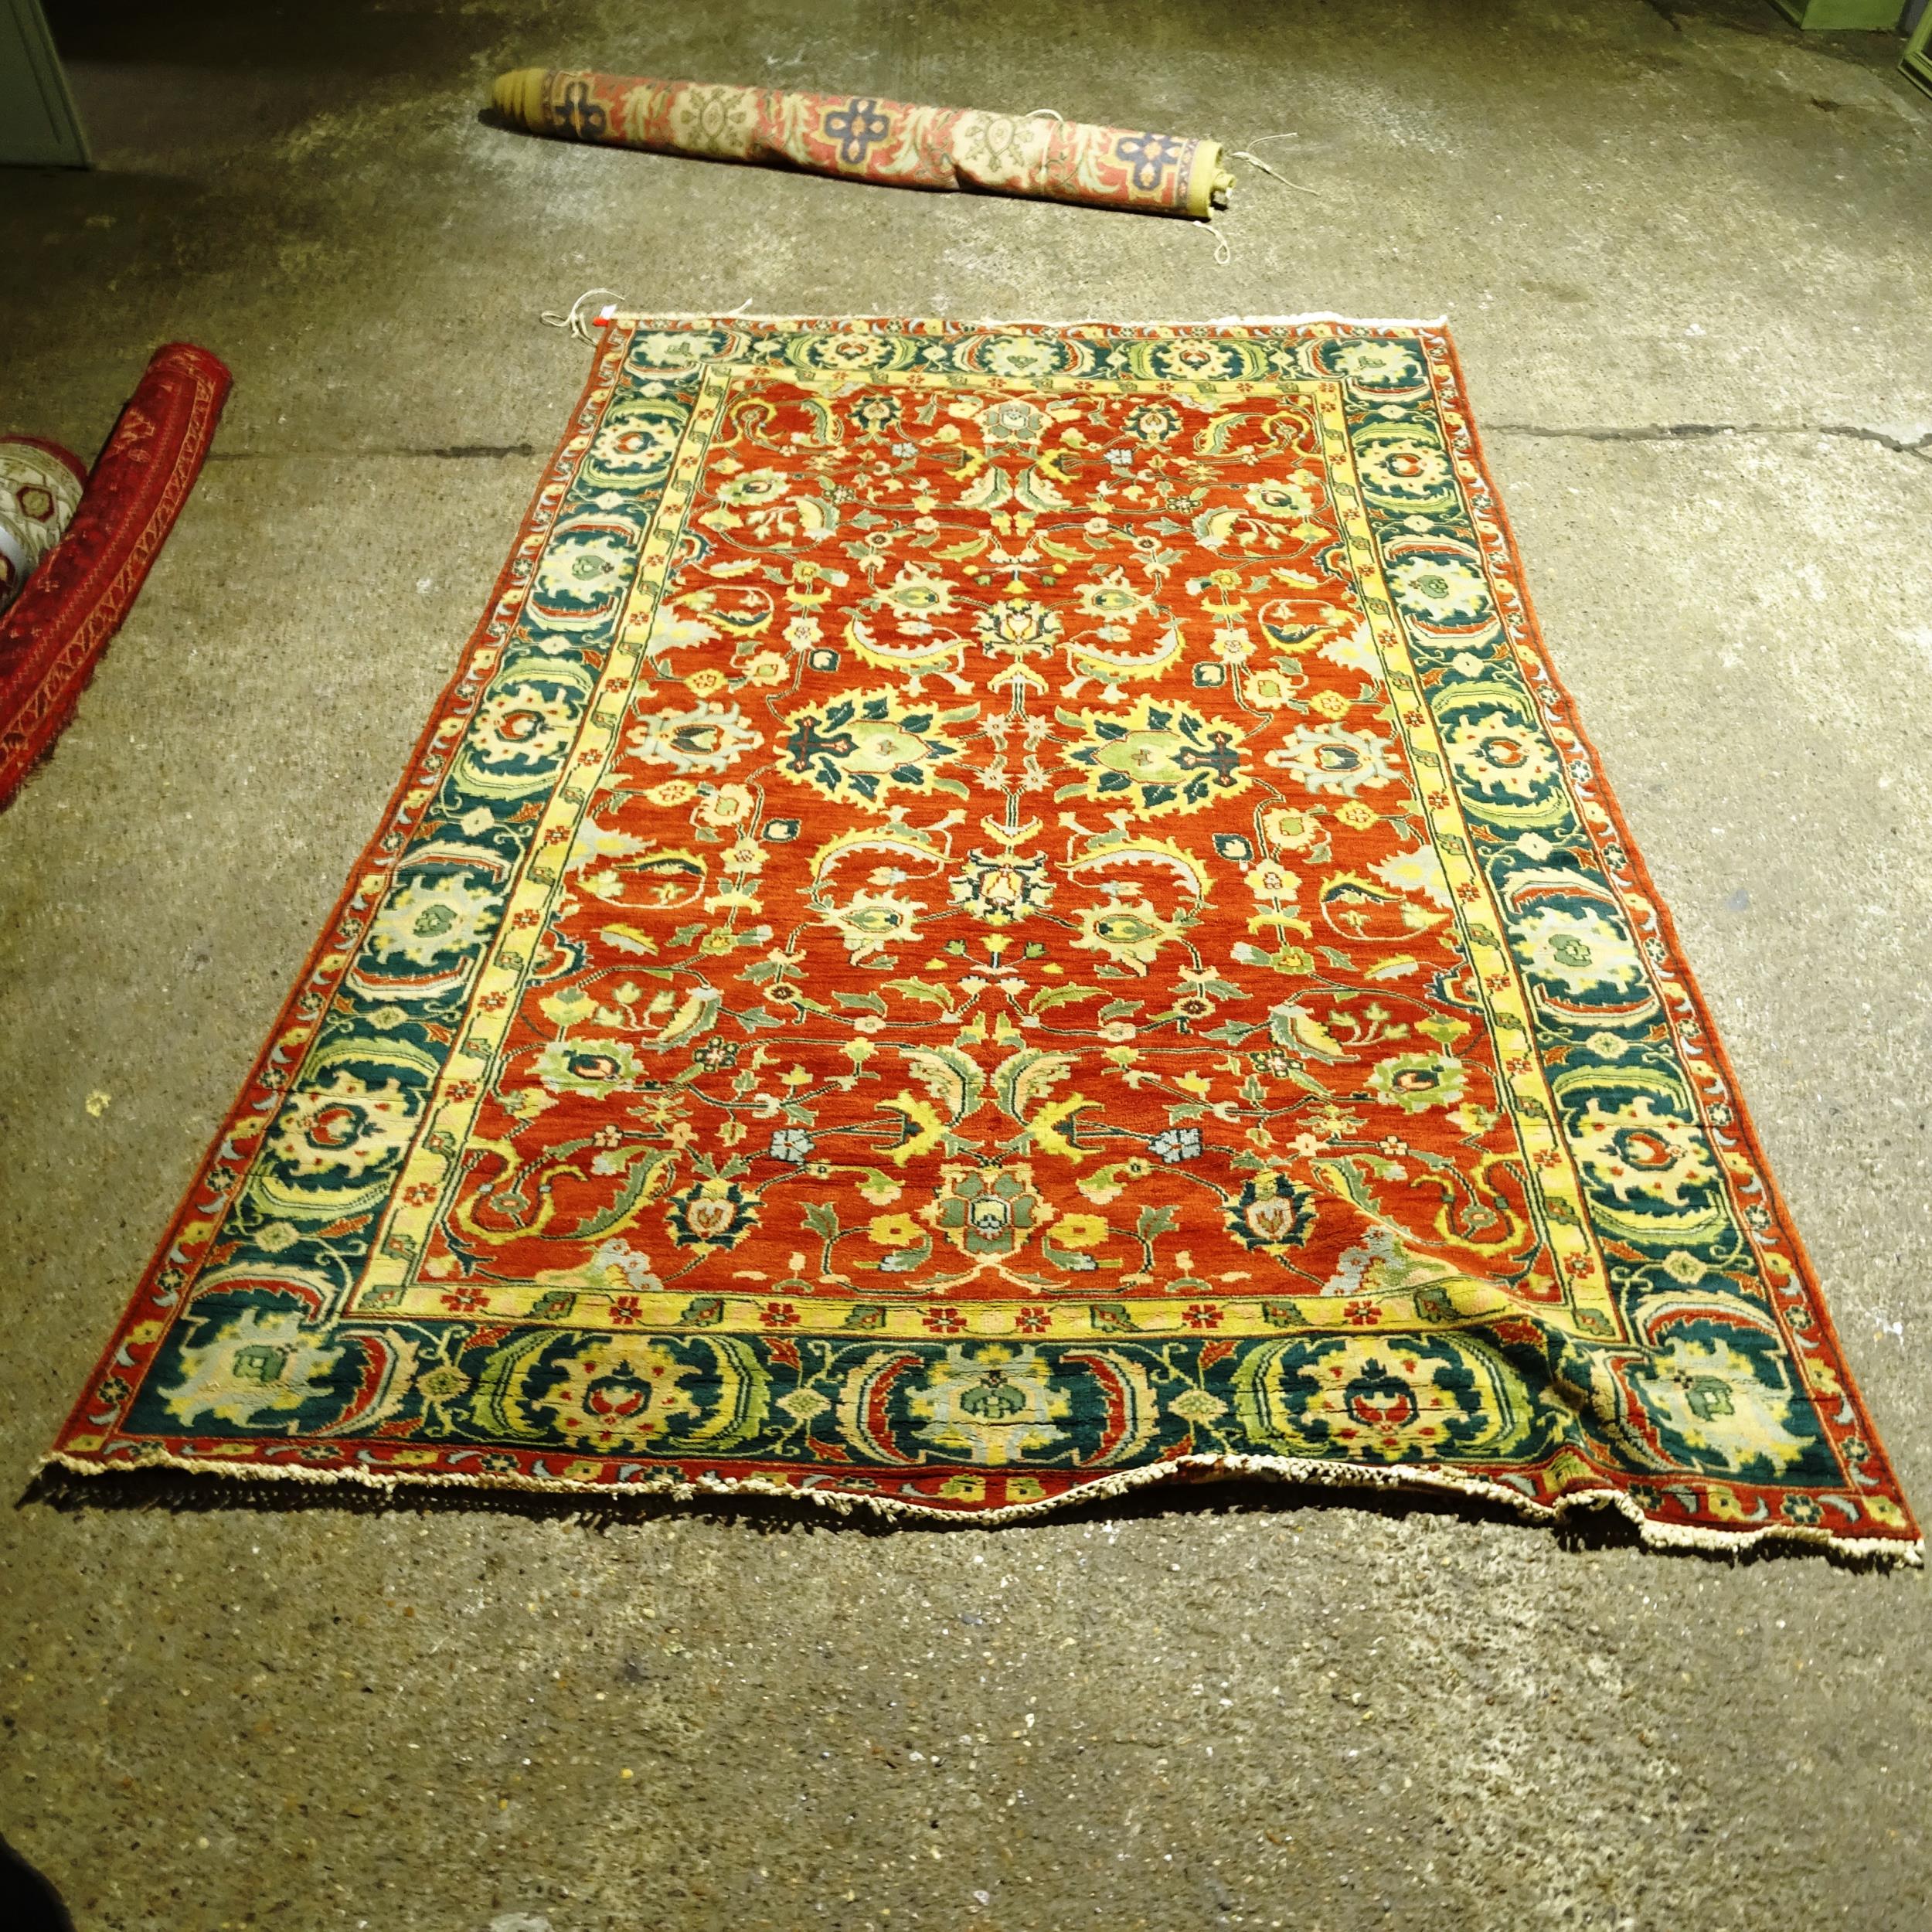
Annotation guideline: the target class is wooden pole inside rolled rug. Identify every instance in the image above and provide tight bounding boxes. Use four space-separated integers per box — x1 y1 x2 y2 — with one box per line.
491 68 1233 217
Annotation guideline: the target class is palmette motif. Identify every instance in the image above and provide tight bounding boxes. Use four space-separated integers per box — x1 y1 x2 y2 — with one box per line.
52 318 1919 1557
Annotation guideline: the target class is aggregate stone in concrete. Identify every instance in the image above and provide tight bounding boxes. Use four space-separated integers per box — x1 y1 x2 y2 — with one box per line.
2 2 1929 1927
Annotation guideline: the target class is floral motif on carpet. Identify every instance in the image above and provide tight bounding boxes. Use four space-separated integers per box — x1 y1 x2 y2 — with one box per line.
51 317 1920 1558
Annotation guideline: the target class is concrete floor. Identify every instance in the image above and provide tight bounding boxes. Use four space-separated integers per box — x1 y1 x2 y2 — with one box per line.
3 2 1930 1926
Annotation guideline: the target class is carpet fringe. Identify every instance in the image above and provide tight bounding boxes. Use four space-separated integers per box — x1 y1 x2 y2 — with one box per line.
543 302 1454 336
600 308 1455 331
35 1447 1921 1565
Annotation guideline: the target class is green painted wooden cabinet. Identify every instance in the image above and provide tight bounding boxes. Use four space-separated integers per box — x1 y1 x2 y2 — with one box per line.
0 0 89 166
1770 0 1902 26
1903 4 1932 95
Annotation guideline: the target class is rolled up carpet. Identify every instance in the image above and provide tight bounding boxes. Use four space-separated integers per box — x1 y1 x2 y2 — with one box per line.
0 342 231 810
492 68 1231 217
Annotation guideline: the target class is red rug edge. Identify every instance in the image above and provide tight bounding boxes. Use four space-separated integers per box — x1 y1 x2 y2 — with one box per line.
0 342 233 810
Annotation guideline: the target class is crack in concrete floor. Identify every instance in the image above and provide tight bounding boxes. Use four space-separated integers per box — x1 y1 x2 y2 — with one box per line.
1492 421 1932 457
206 444 546 461
199 428 1932 464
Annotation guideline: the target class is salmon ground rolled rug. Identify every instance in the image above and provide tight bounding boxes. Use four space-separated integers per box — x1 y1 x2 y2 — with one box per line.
492 68 1231 217
49 315 1919 1560
0 342 231 808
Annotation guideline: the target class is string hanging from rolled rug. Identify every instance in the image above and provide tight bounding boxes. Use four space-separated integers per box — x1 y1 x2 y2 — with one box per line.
491 68 1233 219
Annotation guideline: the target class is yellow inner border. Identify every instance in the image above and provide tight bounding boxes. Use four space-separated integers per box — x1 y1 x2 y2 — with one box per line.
352 355 1616 1342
